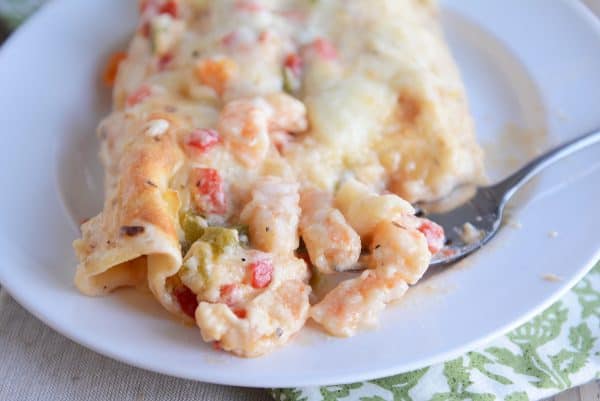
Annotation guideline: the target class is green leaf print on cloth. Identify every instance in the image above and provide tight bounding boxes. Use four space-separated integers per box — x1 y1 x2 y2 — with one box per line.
368 368 428 401
504 391 529 401
486 303 570 389
320 383 364 401
271 388 308 401
274 262 600 401
573 265 600 320
430 358 495 401
487 303 597 390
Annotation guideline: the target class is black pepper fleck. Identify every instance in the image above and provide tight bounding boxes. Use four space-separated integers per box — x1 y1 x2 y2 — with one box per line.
241 258 246 262
146 180 158 188
265 227 270 232
120 226 145 236
192 50 200 58
374 244 381 249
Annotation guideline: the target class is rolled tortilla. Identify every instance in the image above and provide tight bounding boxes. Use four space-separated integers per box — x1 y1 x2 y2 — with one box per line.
73 113 190 320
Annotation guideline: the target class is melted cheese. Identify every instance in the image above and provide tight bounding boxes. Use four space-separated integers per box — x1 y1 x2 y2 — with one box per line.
74 0 484 356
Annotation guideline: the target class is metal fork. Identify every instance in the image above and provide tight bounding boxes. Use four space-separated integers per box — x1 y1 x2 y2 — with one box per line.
425 128 600 267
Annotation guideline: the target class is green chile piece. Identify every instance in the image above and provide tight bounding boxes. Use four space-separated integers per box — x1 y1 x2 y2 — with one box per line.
200 227 239 256
181 227 238 290
180 212 207 254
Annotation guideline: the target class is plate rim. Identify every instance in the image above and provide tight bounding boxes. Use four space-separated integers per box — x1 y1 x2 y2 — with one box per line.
0 0 599 388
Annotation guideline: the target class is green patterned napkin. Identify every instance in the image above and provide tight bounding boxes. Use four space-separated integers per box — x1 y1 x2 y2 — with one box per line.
2 3 598 401
273 264 599 401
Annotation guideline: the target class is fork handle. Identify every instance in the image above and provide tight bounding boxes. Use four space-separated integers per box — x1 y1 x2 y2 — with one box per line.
489 128 600 201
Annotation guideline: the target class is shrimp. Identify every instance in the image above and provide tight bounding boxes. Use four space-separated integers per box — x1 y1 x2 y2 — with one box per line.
368 220 431 285
172 226 310 356
334 178 444 253
264 93 308 133
310 179 436 337
334 178 414 240
218 98 271 166
218 93 307 166
310 220 430 337
299 188 361 274
196 279 310 357
310 270 408 337
240 176 301 254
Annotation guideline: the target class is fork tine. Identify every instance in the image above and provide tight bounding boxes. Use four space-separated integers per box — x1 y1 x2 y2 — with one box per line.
422 187 504 267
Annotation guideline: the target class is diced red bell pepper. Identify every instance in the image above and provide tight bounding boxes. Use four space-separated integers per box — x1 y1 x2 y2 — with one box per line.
249 260 273 289
159 0 178 18
140 0 178 17
284 53 303 76
232 308 247 319
126 85 152 107
418 219 445 255
185 129 220 154
190 168 226 214
158 53 173 71
173 285 198 318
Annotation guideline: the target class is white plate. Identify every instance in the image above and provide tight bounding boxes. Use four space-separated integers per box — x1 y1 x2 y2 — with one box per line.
0 0 599 388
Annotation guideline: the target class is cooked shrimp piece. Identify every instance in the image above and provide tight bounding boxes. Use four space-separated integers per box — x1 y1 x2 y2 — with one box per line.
299 188 361 274
218 98 272 167
368 220 431 285
240 176 301 254
265 93 308 133
310 219 431 337
218 94 307 166
310 270 408 337
196 279 310 357
310 179 435 337
334 178 414 240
